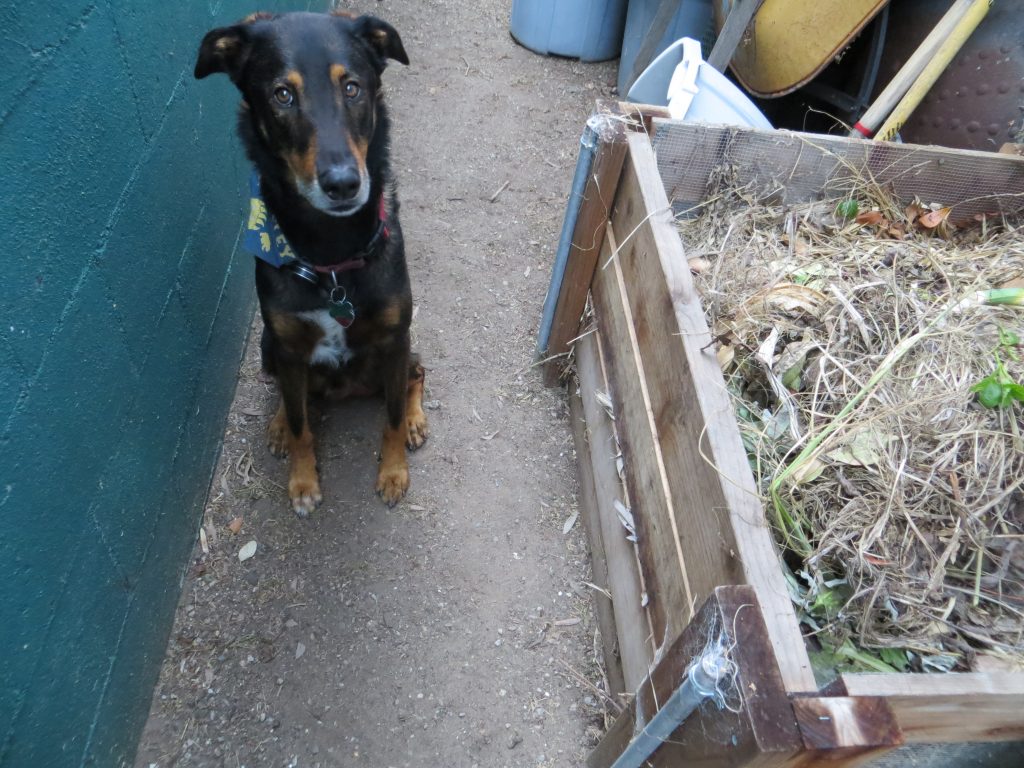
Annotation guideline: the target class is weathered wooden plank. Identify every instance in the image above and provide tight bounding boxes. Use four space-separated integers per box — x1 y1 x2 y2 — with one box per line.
543 117 629 386
573 329 655 694
568 380 627 700
791 696 900 766
587 696 636 768
706 0 766 72
591 223 687 651
840 672 1024 743
651 119 1024 223
622 101 671 135
602 132 815 692
577 329 656 692
589 586 802 768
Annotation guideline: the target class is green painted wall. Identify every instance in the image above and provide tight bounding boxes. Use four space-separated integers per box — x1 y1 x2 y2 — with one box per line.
0 2 303 765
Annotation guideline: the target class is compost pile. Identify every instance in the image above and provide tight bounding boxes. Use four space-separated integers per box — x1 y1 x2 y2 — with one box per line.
679 178 1024 676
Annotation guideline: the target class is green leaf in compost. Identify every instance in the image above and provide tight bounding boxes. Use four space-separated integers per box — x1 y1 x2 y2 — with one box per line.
972 377 1004 409
879 647 910 672
835 199 859 219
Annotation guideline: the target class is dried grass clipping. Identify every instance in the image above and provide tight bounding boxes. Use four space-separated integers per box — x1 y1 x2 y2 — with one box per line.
680 175 1024 676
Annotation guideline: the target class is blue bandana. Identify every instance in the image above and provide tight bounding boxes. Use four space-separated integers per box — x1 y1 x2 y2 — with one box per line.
243 171 297 267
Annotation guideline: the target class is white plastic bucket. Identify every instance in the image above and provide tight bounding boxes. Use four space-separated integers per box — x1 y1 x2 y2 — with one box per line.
627 37 772 129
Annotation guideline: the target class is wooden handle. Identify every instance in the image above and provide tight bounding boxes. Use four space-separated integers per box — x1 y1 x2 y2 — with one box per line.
850 0 988 137
874 0 990 141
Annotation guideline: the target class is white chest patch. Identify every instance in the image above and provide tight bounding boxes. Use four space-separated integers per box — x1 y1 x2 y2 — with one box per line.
297 310 353 367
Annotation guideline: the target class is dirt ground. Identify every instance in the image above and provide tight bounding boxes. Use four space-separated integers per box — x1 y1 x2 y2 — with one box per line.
133 2 618 766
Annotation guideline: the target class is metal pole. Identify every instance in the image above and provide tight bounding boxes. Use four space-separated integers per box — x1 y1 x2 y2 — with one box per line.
611 650 730 768
535 119 599 360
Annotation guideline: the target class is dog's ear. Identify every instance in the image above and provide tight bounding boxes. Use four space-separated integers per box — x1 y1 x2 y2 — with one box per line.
352 16 410 67
194 25 252 81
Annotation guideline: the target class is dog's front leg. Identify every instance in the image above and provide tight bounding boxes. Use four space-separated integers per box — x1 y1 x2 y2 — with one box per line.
376 333 412 506
273 361 322 517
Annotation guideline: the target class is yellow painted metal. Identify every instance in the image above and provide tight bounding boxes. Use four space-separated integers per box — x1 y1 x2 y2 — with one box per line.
714 0 888 97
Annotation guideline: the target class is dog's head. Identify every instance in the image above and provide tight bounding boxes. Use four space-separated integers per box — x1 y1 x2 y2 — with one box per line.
195 12 408 216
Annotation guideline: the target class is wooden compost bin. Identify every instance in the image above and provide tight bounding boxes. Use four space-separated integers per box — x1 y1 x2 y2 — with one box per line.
542 104 1024 766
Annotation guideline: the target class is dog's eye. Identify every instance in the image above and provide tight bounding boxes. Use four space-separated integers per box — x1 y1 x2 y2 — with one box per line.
344 81 361 99
273 86 294 106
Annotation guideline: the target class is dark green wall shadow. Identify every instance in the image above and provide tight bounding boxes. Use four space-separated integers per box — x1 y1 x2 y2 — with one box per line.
0 2 306 765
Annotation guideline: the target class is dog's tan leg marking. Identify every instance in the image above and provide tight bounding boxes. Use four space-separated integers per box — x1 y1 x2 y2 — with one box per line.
270 359 321 517
406 363 428 450
288 424 322 517
376 423 409 506
267 400 289 458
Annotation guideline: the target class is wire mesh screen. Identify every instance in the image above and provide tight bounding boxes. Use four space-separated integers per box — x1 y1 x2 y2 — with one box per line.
651 119 1024 224
866 741 1024 767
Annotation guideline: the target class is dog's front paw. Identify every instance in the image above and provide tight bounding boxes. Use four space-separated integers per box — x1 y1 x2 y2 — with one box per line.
406 411 429 450
267 411 289 458
376 462 409 507
289 473 322 518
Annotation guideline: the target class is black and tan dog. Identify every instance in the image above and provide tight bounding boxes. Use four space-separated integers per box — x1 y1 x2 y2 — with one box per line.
195 11 426 515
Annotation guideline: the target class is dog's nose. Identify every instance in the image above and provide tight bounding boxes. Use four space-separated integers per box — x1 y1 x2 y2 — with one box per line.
319 165 361 201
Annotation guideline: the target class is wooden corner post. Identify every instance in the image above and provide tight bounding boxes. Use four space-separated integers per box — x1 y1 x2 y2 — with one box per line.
588 586 803 768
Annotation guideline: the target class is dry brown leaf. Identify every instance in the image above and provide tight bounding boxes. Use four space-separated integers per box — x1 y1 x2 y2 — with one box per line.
855 210 885 226
238 540 257 562
751 283 828 316
228 517 243 535
716 344 735 370
905 201 927 226
918 206 952 229
886 222 906 239
789 457 824 485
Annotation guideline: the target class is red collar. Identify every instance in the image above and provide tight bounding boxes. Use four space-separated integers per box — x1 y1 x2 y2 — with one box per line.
310 196 389 274
311 257 365 274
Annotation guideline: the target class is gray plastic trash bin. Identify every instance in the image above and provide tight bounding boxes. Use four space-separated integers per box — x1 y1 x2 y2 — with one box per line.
511 0 630 62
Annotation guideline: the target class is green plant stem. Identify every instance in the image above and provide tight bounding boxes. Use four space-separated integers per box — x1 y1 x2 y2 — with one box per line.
978 288 1024 306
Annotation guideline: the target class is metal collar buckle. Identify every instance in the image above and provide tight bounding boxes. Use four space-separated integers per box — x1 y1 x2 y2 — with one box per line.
288 261 319 285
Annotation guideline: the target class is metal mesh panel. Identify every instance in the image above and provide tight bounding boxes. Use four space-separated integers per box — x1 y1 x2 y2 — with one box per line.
866 741 1024 767
651 119 1024 224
